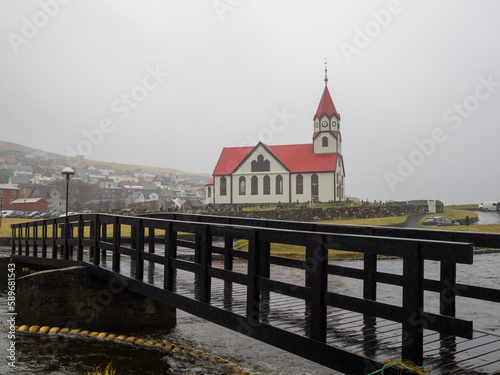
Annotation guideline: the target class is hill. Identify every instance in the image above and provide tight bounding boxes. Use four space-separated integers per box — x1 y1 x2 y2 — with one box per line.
0 139 210 177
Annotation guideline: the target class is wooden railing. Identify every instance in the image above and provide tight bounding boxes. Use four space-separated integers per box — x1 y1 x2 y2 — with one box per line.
11 213 500 373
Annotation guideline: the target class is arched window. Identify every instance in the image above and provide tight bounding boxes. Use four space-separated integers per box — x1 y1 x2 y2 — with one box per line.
251 176 258 195
276 175 283 195
311 173 319 197
322 136 328 147
220 176 227 196
207 186 211 198
263 175 270 195
239 176 246 195
296 174 303 194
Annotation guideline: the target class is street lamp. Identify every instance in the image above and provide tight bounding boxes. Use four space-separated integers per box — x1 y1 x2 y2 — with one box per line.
61 167 74 259
61 167 75 217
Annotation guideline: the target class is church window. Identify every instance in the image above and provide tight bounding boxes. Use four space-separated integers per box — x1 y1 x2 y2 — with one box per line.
311 174 319 196
239 176 246 195
322 137 328 147
220 176 227 196
207 186 211 198
296 174 303 194
251 176 258 195
251 154 270 172
276 175 283 195
263 175 270 195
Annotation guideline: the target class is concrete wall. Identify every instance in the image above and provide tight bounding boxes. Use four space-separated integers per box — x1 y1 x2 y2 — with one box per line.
15 265 175 332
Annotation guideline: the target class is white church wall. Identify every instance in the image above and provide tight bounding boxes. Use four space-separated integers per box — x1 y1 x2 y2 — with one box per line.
214 175 232 205
313 133 338 154
231 172 290 204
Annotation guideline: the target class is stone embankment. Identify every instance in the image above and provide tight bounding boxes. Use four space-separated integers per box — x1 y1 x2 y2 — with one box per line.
206 202 440 222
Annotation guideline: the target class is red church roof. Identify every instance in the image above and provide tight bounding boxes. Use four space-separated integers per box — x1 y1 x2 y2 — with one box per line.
213 146 254 175
213 143 337 175
315 85 339 119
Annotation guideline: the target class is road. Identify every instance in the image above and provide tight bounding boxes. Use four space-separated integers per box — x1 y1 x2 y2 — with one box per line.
404 211 500 228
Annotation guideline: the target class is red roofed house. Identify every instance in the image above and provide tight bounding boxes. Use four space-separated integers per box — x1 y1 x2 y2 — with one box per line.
206 70 345 206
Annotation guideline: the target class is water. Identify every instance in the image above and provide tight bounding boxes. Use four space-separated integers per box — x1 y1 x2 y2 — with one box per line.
1 246 499 374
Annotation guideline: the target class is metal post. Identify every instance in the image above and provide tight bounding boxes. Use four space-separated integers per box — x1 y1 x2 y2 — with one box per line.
64 178 69 259
61 167 74 260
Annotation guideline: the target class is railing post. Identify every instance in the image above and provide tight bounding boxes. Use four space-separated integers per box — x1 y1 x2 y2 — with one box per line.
164 221 177 291
24 224 30 257
247 229 262 320
17 225 22 256
112 216 121 272
51 220 57 258
306 234 328 342
363 251 378 356
93 215 100 265
134 219 144 281
77 216 84 261
41 222 47 258
402 243 424 365
101 222 108 261
223 236 234 310
33 224 38 257
11 226 16 254
440 261 457 318
198 225 212 303
147 226 155 284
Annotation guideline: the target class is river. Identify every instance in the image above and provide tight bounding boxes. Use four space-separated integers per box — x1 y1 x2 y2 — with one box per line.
1 246 499 375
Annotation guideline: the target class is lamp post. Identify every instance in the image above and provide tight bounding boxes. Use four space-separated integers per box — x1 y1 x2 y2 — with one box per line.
0 194 3 227
61 167 75 259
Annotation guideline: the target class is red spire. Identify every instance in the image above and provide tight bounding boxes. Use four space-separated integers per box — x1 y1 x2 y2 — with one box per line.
315 85 339 119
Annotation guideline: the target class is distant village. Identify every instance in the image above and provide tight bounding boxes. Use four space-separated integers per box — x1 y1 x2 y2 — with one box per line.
0 147 210 216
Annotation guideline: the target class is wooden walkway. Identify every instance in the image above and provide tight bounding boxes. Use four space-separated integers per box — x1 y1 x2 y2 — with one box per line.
11 213 500 375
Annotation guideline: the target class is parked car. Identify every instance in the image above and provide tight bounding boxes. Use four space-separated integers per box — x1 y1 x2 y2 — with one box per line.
422 216 460 227
27 211 40 218
38 210 60 219
1 210 13 217
478 201 499 211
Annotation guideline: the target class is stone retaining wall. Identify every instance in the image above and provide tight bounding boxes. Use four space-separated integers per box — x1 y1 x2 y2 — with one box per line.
206 203 440 222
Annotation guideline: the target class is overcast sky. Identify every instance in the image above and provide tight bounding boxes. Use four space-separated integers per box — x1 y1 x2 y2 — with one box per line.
1 0 499 205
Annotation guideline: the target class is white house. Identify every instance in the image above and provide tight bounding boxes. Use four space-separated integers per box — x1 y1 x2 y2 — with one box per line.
206 72 345 206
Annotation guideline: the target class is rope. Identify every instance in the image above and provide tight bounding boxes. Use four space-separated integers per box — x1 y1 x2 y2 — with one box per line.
16 324 252 375
367 360 425 375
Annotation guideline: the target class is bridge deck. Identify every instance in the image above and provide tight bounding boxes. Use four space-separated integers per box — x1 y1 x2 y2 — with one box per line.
98 253 500 375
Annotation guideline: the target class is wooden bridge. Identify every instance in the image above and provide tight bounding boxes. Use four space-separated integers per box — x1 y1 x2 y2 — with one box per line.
10 213 500 375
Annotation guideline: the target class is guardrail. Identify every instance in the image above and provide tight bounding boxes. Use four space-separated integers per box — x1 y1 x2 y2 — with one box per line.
11 213 499 373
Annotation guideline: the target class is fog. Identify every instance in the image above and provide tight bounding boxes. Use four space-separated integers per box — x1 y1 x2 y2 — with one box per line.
1 0 499 204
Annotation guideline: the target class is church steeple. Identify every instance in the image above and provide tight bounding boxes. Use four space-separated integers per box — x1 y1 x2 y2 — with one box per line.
313 63 340 133
313 62 342 155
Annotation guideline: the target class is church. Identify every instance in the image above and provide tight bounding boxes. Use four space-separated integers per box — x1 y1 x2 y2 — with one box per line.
205 69 345 206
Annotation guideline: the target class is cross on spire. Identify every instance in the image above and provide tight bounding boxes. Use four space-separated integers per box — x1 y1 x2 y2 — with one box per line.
324 57 328 85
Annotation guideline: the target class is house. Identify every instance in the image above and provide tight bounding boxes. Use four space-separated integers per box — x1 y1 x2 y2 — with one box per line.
25 149 55 161
11 197 48 211
152 174 175 188
1 164 33 176
0 169 14 184
11 175 31 186
206 70 345 206
29 185 66 211
0 184 21 210
87 164 115 175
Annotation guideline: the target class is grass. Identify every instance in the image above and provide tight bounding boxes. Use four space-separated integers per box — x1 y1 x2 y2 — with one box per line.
318 215 410 226
88 363 116 375
1 218 167 239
